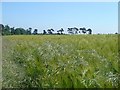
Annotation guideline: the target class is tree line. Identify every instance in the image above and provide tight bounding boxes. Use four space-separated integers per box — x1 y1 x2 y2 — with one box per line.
0 24 92 35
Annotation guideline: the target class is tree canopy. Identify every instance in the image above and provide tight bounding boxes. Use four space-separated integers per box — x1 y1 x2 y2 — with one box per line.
0 24 93 35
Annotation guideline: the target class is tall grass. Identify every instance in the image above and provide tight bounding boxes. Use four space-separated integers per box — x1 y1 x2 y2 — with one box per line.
2 34 119 88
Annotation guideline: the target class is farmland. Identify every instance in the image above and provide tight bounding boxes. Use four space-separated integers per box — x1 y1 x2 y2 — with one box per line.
2 34 119 88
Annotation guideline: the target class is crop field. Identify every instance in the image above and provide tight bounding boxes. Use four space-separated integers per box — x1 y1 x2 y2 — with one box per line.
2 34 120 88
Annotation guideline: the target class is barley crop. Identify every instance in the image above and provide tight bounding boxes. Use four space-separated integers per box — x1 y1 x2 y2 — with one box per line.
2 34 119 88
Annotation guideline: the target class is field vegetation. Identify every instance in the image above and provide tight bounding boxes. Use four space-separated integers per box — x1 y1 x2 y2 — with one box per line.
2 34 119 88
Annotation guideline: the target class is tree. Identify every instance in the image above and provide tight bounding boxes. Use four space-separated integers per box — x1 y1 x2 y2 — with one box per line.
47 29 54 34
26 28 32 35
2 25 11 35
29 27 32 31
67 27 79 34
87 28 92 34
33 29 38 35
57 28 64 34
0 24 4 35
80 27 86 34
11 27 15 35
43 30 47 35
28 28 32 35
14 28 26 35
73 27 79 34
67 28 74 34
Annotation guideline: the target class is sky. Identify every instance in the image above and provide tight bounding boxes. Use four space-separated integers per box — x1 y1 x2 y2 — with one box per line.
2 2 118 34
1 0 119 2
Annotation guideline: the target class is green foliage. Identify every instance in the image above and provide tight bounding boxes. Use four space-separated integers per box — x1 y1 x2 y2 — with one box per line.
2 35 119 88
2 25 11 35
1 24 32 35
